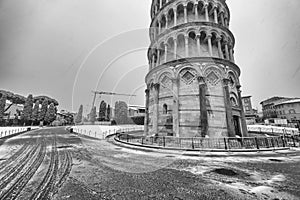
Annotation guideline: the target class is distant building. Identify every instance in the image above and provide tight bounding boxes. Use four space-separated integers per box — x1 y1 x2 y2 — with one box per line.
128 105 145 117
274 99 300 124
56 110 76 125
242 96 257 124
3 102 23 119
260 97 295 119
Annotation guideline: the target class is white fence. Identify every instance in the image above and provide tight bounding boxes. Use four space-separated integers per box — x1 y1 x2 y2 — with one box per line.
247 125 299 135
0 127 39 138
71 125 144 140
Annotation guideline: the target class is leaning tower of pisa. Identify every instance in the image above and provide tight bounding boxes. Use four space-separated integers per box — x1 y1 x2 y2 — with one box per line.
144 0 248 138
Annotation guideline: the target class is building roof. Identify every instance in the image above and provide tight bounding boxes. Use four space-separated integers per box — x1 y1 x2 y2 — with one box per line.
242 95 252 98
128 105 145 109
275 99 300 106
260 96 293 105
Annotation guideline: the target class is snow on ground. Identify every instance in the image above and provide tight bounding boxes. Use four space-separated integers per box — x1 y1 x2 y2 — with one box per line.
247 124 299 135
71 125 144 139
0 126 39 138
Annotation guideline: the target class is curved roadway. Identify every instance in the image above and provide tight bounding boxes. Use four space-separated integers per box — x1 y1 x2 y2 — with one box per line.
0 127 299 200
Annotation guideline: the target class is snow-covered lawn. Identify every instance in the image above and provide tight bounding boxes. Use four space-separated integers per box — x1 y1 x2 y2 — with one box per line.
247 124 299 135
71 125 144 139
0 126 39 138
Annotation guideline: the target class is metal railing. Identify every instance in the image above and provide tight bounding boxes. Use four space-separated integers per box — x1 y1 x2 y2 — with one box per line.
116 133 300 151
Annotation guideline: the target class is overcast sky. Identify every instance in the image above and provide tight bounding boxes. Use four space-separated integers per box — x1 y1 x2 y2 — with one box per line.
0 0 300 113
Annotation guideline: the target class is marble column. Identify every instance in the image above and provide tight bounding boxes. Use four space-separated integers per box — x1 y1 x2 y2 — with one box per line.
198 76 208 137
164 43 168 63
174 38 177 59
213 7 218 23
207 34 213 56
223 78 235 137
165 15 168 29
229 47 235 62
216 37 223 59
172 78 180 137
144 88 150 136
158 21 161 34
152 83 160 135
151 55 155 70
185 35 189 57
196 34 201 56
205 5 209 22
236 85 248 137
195 3 199 21
225 42 229 60
157 49 160 66
174 8 177 26
220 12 225 26
184 5 187 23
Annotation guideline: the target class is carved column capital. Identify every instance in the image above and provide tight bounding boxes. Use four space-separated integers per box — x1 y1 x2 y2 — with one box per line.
197 76 206 85
171 77 179 84
153 83 160 90
223 78 230 86
145 88 150 94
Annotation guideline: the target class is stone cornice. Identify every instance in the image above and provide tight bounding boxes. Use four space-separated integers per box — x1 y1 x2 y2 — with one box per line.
145 57 241 83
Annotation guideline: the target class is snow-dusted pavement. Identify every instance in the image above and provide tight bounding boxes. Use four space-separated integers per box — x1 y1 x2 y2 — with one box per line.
1 127 300 200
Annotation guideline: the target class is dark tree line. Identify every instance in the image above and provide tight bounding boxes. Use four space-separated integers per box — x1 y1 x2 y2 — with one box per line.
73 100 143 126
0 91 58 126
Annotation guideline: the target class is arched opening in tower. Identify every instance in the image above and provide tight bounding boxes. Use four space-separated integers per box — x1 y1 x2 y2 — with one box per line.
176 34 185 59
197 1 205 21
200 31 209 56
159 42 165 65
188 31 198 57
155 21 159 37
211 32 219 58
208 3 214 22
176 4 184 25
161 15 166 32
187 2 195 22
166 38 174 62
167 9 174 28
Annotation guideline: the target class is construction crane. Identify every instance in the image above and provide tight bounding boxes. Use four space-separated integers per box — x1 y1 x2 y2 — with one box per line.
91 91 136 108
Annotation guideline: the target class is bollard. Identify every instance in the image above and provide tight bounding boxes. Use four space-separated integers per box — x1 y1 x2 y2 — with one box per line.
163 136 166 147
191 138 194 149
292 136 296 147
224 138 228 150
281 136 286 147
255 137 260 150
265 138 269 148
